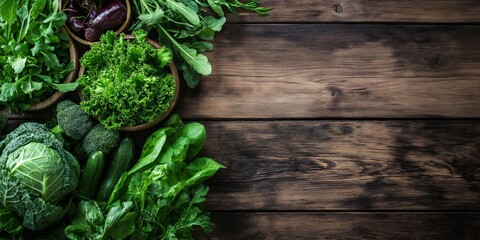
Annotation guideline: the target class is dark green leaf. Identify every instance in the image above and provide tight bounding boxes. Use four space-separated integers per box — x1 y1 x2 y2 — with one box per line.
10 57 27 74
180 123 206 161
20 79 42 95
204 16 226 32
104 201 133 231
31 0 47 19
161 114 185 131
41 51 61 70
49 82 78 92
128 127 174 175
107 173 129 206
0 208 23 235
165 0 200 26
22 198 66 231
197 28 215 40
180 61 201 88
190 42 213 52
107 212 137 240
0 174 30 215
0 0 18 26
185 157 225 186
138 7 164 27
207 0 224 17
158 26 212 76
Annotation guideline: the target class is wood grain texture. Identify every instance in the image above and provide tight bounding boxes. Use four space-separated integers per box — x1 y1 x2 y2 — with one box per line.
200 121 480 211
228 0 480 23
202 212 480 240
177 24 480 119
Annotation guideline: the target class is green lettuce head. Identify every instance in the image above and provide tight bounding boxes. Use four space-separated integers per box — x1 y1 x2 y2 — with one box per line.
0 123 79 232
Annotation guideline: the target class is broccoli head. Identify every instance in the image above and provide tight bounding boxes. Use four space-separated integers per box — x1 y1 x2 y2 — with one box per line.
56 100 76 114
75 124 120 159
52 100 94 141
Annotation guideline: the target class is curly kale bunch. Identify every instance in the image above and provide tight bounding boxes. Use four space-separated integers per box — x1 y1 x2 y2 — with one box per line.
78 30 176 130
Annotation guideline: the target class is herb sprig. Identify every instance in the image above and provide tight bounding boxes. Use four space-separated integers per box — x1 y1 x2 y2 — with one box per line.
130 0 270 88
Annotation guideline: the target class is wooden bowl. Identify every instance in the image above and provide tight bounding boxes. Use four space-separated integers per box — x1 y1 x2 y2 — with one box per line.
59 0 132 46
78 35 180 132
28 34 79 111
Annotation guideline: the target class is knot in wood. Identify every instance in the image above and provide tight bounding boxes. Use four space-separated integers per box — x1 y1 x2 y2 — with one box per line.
334 4 343 13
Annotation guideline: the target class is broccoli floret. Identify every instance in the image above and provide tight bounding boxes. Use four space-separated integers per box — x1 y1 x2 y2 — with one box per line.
51 100 95 141
75 124 120 159
0 112 8 134
56 100 76 114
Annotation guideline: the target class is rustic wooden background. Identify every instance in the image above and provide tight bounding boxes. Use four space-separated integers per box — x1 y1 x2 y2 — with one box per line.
187 0 480 239
11 0 480 239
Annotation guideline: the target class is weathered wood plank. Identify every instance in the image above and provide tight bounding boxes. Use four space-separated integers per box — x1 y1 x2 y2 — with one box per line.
177 24 480 118
200 121 480 211
202 212 480 240
228 0 480 23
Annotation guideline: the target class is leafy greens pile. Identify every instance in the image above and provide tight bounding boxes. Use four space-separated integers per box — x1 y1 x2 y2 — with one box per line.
130 0 270 88
65 114 224 239
78 30 176 129
0 0 78 111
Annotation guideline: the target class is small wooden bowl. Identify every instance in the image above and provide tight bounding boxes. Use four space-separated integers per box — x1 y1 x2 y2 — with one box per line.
28 34 79 111
59 0 132 46
78 35 180 132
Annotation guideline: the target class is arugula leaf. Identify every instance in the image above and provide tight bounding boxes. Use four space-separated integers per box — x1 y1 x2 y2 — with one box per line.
49 82 79 93
190 41 214 52
138 7 164 27
0 0 74 111
10 57 27 74
20 79 42 95
157 26 212 76
0 0 18 37
165 0 200 26
41 51 61 70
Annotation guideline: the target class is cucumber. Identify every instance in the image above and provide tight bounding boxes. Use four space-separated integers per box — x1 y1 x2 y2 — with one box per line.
78 151 105 198
97 137 135 201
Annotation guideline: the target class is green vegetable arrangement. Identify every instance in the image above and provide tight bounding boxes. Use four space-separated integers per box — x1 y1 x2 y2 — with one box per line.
0 122 80 233
78 30 176 129
65 114 224 239
0 0 78 111
130 0 270 88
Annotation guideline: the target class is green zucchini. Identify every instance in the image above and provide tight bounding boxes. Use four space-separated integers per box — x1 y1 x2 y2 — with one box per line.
78 151 105 198
97 137 135 201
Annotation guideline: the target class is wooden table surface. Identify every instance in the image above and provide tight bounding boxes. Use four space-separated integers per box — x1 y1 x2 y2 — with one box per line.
189 1 480 239
12 1 480 239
